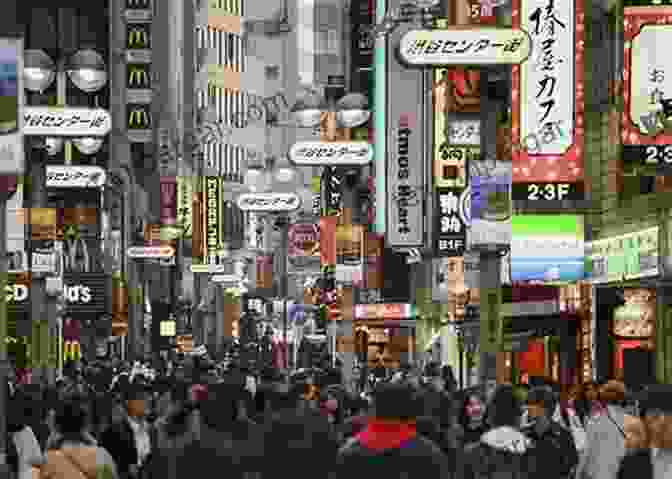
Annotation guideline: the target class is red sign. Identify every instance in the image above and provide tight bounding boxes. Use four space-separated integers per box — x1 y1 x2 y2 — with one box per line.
160 176 177 225
288 223 320 259
320 216 337 266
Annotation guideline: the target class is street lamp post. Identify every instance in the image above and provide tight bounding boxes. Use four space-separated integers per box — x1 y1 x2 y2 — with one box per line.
23 48 108 382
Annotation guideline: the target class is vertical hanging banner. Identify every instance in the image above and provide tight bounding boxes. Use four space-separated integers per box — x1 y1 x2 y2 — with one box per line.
0 37 23 174
202 177 223 265
435 187 468 256
512 0 585 200
160 176 177 226
124 0 153 144
177 176 194 239
480 286 503 353
336 224 364 285
386 18 426 248
320 216 338 267
622 6 672 172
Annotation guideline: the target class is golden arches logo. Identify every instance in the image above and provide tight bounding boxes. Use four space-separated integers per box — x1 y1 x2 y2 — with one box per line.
128 27 150 49
128 66 150 88
128 108 151 129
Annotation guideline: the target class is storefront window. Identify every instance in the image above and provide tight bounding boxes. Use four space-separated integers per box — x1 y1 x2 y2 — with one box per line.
611 288 656 379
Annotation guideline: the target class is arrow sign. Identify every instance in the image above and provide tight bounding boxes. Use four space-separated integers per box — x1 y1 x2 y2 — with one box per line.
126 245 175 258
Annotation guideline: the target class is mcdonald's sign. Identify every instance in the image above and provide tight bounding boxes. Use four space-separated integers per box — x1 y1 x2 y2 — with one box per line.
126 0 150 8
127 64 150 89
128 105 151 129
127 25 150 49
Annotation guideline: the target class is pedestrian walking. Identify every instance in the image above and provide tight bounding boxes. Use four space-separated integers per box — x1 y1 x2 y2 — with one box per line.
575 380 628 479
457 389 488 446
458 383 535 479
38 398 119 479
8 392 44 479
523 386 578 479
335 382 451 479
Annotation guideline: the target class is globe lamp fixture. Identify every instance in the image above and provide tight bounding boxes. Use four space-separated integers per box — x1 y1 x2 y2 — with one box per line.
23 49 56 93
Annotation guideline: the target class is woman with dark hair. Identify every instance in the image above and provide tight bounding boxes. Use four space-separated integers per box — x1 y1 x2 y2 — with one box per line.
8 392 44 479
459 384 535 479
39 398 119 479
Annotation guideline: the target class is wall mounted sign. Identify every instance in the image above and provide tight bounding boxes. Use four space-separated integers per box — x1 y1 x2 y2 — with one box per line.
236 192 301 212
31 248 59 274
336 224 364 285
622 6 672 172
177 176 193 239
45 165 107 188
126 245 175 258
288 223 320 264
588 227 659 284
0 37 24 174
399 28 532 66
126 63 152 103
512 181 584 202
127 104 152 143
62 273 107 314
512 0 585 191
511 215 585 282
289 141 373 166
202 177 223 263
469 163 512 248
320 167 343 216
23 107 111 136
435 187 468 256
387 21 426 248
355 303 413 320
447 117 481 146
160 176 177 226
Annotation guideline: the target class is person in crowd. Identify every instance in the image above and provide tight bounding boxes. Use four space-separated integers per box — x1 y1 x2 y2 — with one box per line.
575 380 629 479
8 392 44 479
39 398 119 479
339 396 370 442
458 389 488 446
569 383 593 428
441 365 458 394
46 393 98 450
100 383 154 479
335 382 450 479
617 384 672 479
523 386 578 479
262 379 339 479
459 384 535 479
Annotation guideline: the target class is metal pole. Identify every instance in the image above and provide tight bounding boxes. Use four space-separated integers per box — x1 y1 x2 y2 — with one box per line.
0 193 7 472
280 217 289 369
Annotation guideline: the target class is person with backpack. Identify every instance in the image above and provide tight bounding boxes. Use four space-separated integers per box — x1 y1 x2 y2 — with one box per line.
523 386 579 479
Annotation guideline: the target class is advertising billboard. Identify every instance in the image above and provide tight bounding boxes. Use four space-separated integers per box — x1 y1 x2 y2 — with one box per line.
511 0 585 200
288 223 320 270
386 20 426 248
0 37 22 174
588 227 658 284
374 0 386 234
336 224 364 285
469 161 512 248
202 177 223 265
511 215 585 282
622 6 672 172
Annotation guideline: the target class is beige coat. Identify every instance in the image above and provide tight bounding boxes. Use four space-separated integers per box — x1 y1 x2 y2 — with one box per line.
39 445 119 479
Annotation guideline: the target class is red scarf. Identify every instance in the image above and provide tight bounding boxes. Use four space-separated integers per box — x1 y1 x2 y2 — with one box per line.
356 418 417 451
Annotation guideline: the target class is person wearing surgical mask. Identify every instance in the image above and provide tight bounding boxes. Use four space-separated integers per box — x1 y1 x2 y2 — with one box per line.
459 392 487 446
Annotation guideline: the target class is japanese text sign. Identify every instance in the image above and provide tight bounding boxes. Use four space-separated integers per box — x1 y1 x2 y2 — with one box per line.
46 166 107 188
289 141 373 166
24 107 111 136
236 192 301 212
512 0 585 184
354 303 413 320
288 223 320 261
588 227 658 284
622 7 672 164
435 187 468 257
399 28 532 66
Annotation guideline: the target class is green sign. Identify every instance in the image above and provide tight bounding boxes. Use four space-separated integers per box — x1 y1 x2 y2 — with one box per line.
480 287 503 353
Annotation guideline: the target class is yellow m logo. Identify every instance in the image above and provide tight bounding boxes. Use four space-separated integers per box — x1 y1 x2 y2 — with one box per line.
128 66 150 88
128 27 150 49
128 108 151 129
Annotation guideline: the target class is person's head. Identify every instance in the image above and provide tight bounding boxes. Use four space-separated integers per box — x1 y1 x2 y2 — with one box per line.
624 414 649 450
54 398 89 438
526 386 556 419
640 385 672 450
597 380 627 406
372 382 418 422
486 384 524 429
200 380 243 430
460 391 486 427
124 383 149 418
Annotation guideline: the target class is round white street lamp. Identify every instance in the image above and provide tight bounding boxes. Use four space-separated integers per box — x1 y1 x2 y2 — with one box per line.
272 155 301 187
23 49 56 93
335 92 371 128
72 137 105 155
290 90 326 128
66 49 107 93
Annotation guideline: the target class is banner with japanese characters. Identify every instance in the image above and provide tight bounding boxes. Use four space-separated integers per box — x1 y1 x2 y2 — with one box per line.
435 187 468 257
0 37 23 174
622 6 672 173
512 0 585 200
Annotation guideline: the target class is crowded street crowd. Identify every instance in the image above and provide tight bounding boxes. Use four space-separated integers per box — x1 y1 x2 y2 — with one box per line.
5 356 672 479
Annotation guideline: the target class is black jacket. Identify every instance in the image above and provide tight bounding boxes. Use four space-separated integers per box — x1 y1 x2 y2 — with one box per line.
101 417 155 477
618 449 653 479
336 419 451 479
459 426 536 479
522 419 578 479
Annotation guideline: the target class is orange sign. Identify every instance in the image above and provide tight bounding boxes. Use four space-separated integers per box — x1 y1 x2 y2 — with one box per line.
355 303 413 320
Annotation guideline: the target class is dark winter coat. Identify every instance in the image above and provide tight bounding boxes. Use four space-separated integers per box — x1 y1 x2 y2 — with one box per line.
335 419 452 479
522 419 578 479
617 449 653 479
459 425 537 479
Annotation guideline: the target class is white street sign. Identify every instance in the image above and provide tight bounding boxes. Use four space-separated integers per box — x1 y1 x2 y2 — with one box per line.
236 192 301 212
126 245 175 258
288 141 373 166
24 107 112 136
211 274 242 284
399 28 532 66
46 165 107 188
190 264 227 273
